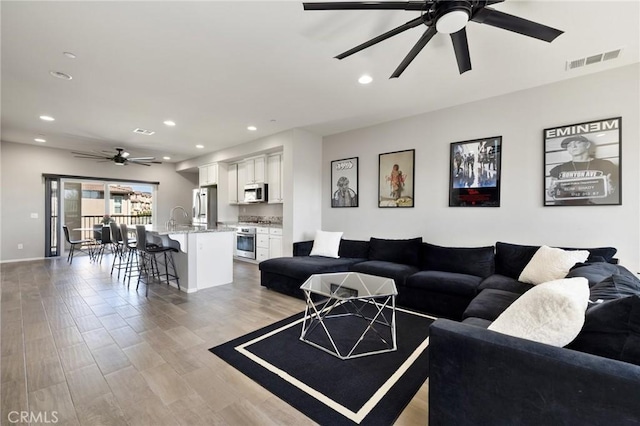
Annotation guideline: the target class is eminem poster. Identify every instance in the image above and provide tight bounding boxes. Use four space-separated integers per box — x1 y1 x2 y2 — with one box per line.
544 117 621 206
449 136 502 207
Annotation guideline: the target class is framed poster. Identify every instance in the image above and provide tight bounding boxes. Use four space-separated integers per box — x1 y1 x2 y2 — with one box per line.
378 149 414 208
331 157 358 207
449 136 502 207
544 117 621 206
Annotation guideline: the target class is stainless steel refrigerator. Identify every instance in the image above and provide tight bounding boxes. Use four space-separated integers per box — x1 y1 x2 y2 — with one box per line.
192 186 218 227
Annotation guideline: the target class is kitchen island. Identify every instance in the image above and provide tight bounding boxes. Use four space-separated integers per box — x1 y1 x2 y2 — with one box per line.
146 225 236 293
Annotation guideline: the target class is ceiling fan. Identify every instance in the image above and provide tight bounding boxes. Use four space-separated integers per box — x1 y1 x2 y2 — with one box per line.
303 0 563 77
72 147 162 166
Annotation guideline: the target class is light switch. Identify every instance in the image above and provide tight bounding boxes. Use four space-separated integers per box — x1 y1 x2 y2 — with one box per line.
30 213 38 219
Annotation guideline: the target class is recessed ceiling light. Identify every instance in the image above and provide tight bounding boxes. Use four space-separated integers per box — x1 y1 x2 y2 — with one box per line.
163 156 171 160
63 52 76 59
358 75 373 84
247 126 257 131
196 145 204 149
163 120 176 126
34 138 46 143
39 115 55 121
49 71 72 80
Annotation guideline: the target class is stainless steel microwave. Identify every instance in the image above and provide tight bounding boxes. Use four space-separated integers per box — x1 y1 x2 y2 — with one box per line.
244 183 268 203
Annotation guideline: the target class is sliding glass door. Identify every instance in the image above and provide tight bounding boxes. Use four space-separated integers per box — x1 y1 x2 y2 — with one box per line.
45 177 157 258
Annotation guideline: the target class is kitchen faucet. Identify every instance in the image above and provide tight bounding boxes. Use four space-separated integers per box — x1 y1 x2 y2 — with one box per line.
167 206 189 229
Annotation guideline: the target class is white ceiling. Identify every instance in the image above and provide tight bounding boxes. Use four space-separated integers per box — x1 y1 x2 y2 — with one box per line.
2 1 638 163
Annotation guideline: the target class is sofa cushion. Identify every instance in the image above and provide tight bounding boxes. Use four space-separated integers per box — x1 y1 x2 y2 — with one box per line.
463 289 522 321
294 239 370 258
560 246 617 263
339 239 370 259
567 295 640 366
421 243 495 278
589 274 640 304
518 246 589 285
349 260 419 286
309 230 343 258
488 277 589 347
405 270 481 297
567 262 637 287
495 242 618 280
478 274 534 295
259 256 366 280
495 242 540 279
369 237 422 267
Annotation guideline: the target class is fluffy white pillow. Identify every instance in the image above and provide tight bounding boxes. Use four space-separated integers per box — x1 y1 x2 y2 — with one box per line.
309 230 343 258
488 277 589 347
519 245 589 285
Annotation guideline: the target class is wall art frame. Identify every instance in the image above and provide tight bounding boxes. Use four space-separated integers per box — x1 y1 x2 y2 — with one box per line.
449 136 502 207
544 117 621 207
378 149 415 208
331 157 359 207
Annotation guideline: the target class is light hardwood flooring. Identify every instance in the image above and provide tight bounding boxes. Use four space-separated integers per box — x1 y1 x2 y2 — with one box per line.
1 254 428 425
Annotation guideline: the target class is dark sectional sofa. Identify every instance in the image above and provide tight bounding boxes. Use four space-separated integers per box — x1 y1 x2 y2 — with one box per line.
259 237 640 423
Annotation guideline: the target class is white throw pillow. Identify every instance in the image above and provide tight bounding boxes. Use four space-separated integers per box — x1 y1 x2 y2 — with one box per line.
518 245 589 285
309 230 343 258
488 277 589 347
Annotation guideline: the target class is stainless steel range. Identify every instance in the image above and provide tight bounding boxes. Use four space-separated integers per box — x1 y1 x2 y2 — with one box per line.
235 226 257 259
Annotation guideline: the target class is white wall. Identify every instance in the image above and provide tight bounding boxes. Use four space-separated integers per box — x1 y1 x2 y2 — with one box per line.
0 142 198 262
323 64 640 271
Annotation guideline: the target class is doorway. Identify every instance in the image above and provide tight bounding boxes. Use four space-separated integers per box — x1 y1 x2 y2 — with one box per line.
44 176 157 258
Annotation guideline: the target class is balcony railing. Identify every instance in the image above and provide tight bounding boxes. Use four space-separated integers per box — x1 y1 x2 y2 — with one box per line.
52 215 153 254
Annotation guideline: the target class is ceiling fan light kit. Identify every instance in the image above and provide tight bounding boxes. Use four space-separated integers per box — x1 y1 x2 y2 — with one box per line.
303 0 563 77
435 1 471 34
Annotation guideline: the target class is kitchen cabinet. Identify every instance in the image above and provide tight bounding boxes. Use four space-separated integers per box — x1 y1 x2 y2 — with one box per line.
268 228 283 259
199 163 218 186
256 226 270 262
228 163 238 204
237 161 247 203
255 226 282 261
267 153 283 203
245 156 265 184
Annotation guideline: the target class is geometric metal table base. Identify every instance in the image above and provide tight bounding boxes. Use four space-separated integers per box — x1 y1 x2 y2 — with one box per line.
300 272 397 360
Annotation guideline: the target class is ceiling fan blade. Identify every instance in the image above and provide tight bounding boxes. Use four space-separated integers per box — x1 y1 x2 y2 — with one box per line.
484 0 505 5
471 7 563 42
128 161 151 166
390 25 437 79
335 16 426 60
450 28 471 74
128 157 156 161
303 2 425 11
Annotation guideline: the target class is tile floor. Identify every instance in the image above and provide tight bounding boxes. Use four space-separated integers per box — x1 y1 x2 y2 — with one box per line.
0 254 428 425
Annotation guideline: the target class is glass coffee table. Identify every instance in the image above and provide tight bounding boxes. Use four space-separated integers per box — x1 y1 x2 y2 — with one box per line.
299 272 397 360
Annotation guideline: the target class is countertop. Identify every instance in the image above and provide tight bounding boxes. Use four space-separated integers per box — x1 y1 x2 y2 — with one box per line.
225 222 283 229
148 225 236 235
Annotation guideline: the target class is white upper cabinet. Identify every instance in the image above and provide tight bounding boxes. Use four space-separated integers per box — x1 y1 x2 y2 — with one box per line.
227 163 238 204
245 156 266 184
267 153 283 203
199 163 218 186
237 161 248 203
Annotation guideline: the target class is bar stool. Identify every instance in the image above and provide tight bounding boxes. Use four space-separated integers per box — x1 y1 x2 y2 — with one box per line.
134 226 180 296
113 223 136 281
93 224 112 264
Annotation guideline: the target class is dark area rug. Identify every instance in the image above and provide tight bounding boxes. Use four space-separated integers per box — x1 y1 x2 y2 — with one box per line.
209 303 435 425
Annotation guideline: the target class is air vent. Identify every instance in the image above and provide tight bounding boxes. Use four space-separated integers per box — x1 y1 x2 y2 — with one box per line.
566 48 623 70
133 128 155 136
